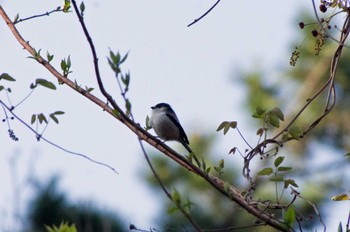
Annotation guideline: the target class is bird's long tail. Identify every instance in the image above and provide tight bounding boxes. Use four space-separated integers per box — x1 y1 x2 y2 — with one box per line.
181 142 201 168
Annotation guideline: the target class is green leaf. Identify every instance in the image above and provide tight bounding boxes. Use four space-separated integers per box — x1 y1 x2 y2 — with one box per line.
47 51 54 62
125 99 131 115
288 126 303 139
0 86 4 91
35 78 57 90
66 55 71 68
205 167 211 174
278 166 292 172
268 112 280 128
172 188 181 206
145 115 151 130
217 121 228 131
218 159 224 169
274 156 284 167
269 175 284 182
257 167 273 176
14 13 19 23
223 124 230 135
50 114 59 124
38 113 48 124
256 127 264 136
80 1 85 16
63 0 71 12
229 121 237 129
252 106 266 118
0 73 16 81
344 152 350 157
284 179 298 188
120 52 129 65
201 158 206 172
284 206 295 227
31 114 36 124
86 87 94 92
270 107 284 121
53 111 65 115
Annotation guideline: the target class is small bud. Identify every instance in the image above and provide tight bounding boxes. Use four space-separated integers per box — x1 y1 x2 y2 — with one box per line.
312 30 319 37
319 4 327 13
299 22 305 29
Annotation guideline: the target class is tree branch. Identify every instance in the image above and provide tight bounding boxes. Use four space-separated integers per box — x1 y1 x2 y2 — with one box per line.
0 5 291 231
187 0 221 27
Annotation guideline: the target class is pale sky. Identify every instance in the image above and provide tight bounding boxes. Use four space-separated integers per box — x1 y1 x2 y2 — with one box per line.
1 0 347 231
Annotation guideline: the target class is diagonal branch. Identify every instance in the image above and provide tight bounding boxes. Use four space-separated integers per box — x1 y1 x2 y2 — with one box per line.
0 5 291 231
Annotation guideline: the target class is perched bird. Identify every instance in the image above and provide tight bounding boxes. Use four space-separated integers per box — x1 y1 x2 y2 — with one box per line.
150 103 192 153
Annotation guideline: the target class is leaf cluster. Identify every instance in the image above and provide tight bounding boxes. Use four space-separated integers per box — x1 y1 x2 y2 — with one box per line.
257 156 298 189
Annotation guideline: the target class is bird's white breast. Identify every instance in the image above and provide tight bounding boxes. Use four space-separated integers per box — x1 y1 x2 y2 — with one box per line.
150 111 180 141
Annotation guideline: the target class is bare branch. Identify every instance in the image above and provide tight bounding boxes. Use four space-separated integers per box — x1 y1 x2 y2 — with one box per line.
0 100 119 174
14 7 63 24
187 0 221 27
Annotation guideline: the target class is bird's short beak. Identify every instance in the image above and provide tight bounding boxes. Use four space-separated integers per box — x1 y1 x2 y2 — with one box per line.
151 106 155 109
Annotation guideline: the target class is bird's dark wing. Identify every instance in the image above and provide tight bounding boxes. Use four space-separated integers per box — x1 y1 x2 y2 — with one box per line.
166 113 190 145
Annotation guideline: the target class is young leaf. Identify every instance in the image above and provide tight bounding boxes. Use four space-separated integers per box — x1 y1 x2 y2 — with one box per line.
288 126 303 139
274 156 284 167
35 78 57 90
223 124 230 135
284 179 299 188
47 51 54 63
229 121 237 129
252 106 266 118
120 52 129 65
268 112 280 128
13 13 19 23
201 158 206 172
217 121 228 131
0 73 16 82
284 206 295 227
172 188 181 206
53 111 65 115
63 0 71 12
257 167 273 176
270 107 284 121
80 1 85 16
38 113 48 124
278 166 292 172
31 114 36 124
269 175 284 182
50 114 59 124
218 159 224 169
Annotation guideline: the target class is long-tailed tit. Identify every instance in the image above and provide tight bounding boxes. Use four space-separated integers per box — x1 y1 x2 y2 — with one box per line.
150 103 192 153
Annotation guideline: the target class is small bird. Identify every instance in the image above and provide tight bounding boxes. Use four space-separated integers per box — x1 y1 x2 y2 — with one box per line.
150 103 192 153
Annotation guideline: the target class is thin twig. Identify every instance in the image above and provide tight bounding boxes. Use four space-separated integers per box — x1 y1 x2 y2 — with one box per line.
293 189 326 232
138 139 202 232
187 0 221 27
201 222 267 232
0 100 119 174
14 8 63 24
